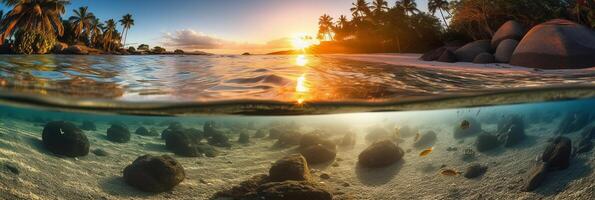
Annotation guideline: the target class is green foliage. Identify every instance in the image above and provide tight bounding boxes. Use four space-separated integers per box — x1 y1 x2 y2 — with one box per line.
13 30 56 54
127 46 136 53
152 46 166 54
174 49 184 54
138 44 150 51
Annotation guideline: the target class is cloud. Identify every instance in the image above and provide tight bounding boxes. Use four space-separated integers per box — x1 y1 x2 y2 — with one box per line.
161 29 292 51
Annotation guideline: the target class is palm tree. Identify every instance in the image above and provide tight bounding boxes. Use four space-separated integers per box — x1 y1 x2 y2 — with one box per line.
0 0 67 44
69 6 95 42
317 14 334 40
119 14 134 47
333 15 351 41
350 0 370 20
428 0 450 28
396 0 420 16
89 17 103 48
370 0 389 18
102 19 117 50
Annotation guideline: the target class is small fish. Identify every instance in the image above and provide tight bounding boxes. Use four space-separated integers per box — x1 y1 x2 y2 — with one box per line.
419 147 433 157
440 169 460 176
460 120 470 130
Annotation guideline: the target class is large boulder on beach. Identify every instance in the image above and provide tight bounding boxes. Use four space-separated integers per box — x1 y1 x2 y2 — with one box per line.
454 40 492 62
107 123 131 143
123 155 185 193
63 45 89 55
52 42 68 53
510 19 595 69
491 20 525 48
473 52 495 64
358 140 404 168
42 121 90 157
496 116 525 147
542 136 571 171
494 39 519 63
437 50 457 63
413 131 437 149
269 154 311 182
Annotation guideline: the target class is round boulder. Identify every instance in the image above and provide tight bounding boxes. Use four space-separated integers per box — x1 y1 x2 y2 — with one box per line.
358 140 404 168
42 121 90 157
454 40 492 62
135 126 149 136
491 20 525 48
463 163 488 179
437 49 457 63
542 136 571 171
238 132 250 144
494 39 519 63
299 144 337 165
475 133 501 152
510 19 595 69
123 155 185 193
269 154 311 182
255 181 333 200
473 53 495 64
107 123 131 143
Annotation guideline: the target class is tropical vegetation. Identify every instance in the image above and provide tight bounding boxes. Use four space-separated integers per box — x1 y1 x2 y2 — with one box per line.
315 0 595 54
0 0 136 54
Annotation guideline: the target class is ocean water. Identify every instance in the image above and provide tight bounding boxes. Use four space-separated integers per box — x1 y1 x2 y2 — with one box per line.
0 54 594 199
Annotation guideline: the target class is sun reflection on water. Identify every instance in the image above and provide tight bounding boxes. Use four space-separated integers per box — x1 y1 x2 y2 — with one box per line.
295 55 308 67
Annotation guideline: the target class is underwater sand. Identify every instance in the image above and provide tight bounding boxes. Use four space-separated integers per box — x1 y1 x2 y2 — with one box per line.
0 115 593 200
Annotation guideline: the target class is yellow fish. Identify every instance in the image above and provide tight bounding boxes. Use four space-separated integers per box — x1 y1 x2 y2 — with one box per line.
419 147 433 157
460 120 470 130
440 169 460 176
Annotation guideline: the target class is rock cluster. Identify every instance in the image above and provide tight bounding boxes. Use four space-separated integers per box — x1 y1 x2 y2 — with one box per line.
298 133 337 165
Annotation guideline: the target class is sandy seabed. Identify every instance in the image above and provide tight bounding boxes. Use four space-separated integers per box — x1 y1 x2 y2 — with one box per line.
0 113 593 200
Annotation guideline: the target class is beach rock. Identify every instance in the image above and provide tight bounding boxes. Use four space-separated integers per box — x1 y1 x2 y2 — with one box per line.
494 39 519 63
413 131 437 149
365 127 394 143
135 126 150 136
421 46 447 61
437 49 457 63
92 148 109 156
269 154 311 182
475 133 501 152
510 19 595 69
454 40 492 62
106 123 131 143
473 53 495 64
123 155 185 193
255 181 333 200
164 128 205 157
300 144 337 165
463 163 487 179
208 132 231 147
523 162 548 191
52 42 68 53
42 121 90 157
238 132 250 144
454 117 482 139
358 140 404 168
213 174 270 199
63 45 89 55
556 112 591 134
79 120 96 131
254 129 267 138
542 136 571 171
496 116 526 147
491 20 525 48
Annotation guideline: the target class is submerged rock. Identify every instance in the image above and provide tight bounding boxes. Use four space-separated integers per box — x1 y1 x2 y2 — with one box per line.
107 123 131 143
365 127 394 144
556 112 591 134
254 129 267 138
213 174 270 199
398 126 418 138
463 163 487 179
496 116 526 147
475 133 501 152
208 132 231 147
542 136 572 171
92 148 109 156
134 126 150 136
161 122 184 139
123 155 185 193
164 128 207 157
238 132 250 144
413 131 437 149
269 154 311 182
42 121 90 157
510 19 595 69
523 162 548 191
338 132 356 147
255 181 332 200
79 120 96 131
273 131 302 148
300 144 337 165
358 140 404 168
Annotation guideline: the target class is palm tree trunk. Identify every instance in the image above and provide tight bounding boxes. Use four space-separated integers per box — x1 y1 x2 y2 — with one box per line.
439 9 449 29
123 28 129 48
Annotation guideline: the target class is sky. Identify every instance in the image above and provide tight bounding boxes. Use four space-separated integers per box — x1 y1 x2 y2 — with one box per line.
1 0 430 54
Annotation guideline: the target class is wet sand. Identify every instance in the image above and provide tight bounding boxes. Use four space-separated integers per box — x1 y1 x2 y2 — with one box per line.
0 115 593 200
